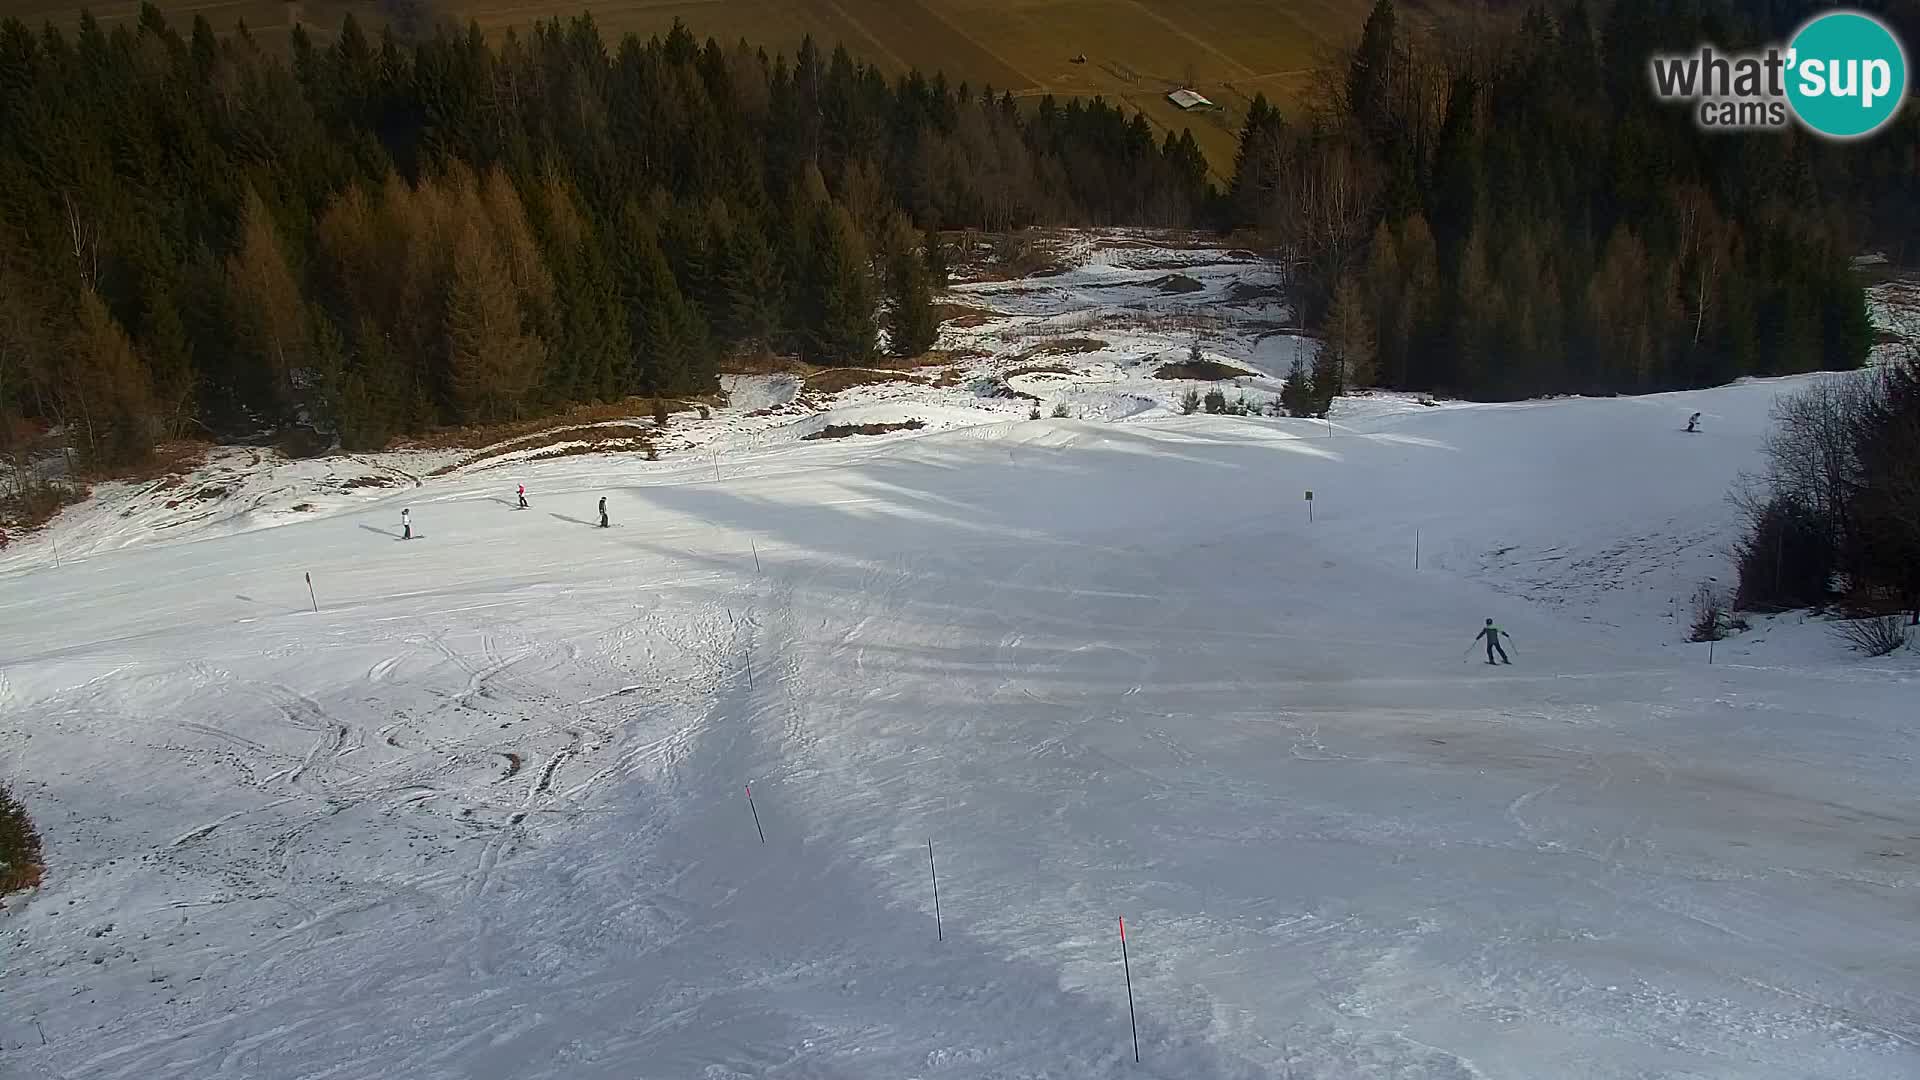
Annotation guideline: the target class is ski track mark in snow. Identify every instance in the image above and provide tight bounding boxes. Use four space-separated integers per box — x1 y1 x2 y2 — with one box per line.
284 723 348 788
1505 782 1561 842
169 808 255 848
173 719 269 755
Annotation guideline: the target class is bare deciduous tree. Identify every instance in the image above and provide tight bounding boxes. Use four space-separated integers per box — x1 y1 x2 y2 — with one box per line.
1268 132 1379 321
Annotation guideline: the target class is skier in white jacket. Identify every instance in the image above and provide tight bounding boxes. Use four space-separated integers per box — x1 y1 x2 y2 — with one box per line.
401 508 413 540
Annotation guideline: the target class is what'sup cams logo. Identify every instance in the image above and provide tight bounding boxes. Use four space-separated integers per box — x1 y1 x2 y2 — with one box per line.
1650 10 1908 138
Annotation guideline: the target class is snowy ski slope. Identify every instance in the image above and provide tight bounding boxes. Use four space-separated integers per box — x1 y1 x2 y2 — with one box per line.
2 245 1918 1079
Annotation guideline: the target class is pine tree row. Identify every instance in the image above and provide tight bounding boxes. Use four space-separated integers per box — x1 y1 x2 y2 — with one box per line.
3 1 1913 474
0 8 1212 467
1245 0 1914 402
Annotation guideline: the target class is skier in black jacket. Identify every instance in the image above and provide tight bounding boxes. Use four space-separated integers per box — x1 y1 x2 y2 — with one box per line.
1474 619 1512 665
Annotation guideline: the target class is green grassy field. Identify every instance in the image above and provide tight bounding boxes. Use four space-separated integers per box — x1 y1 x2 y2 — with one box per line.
6 0 1398 176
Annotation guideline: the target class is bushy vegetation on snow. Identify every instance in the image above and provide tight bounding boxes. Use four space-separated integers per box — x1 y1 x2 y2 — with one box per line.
0 782 42 896
1734 349 1920 629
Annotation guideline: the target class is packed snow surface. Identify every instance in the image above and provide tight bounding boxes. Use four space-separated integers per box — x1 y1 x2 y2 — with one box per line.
2 243 1917 1079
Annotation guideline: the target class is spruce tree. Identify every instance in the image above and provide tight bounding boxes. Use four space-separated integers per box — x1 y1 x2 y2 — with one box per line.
886 243 937 358
335 316 408 450
1348 0 1397 137
445 220 544 424
1310 342 1342 416
802 201 875 363
139 288 195 434
662 203 717 334
303 303 347 439
1559 0 1598 90
532 173 624 402
1280 356 1314 417
700 201 739 346
225 186 306 422
0 780 41 896
724 222 786 356
922 226 950 288
620 223 708 395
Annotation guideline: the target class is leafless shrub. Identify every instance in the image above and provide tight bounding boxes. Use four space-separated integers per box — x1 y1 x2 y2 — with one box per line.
1689 582 1727 642
1754 374 1872 537
1733 357 1920 620
1832 614 1910 657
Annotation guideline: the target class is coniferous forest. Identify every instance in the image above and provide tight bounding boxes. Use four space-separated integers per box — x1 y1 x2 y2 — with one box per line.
1246 0 1917 404
0 6 1211 468
0 0 1914 478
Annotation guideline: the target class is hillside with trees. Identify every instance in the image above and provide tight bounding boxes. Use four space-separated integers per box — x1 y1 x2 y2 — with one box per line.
0 0 1913 495
0 6 1211 476
1239 0 1916 404
1727 344 1920 648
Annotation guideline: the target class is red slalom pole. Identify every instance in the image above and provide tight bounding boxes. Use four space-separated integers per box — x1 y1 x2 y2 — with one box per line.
746 784 764 843
1120 916 1139 1063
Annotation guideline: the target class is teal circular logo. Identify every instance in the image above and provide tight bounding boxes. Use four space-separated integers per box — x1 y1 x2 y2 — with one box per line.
1785 11 1908 138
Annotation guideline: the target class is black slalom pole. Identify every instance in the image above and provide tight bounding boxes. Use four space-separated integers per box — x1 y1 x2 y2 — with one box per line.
1120 916 1140 1063
929 839 942 941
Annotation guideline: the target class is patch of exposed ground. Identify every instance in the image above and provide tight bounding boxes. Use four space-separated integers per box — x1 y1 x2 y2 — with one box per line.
934 302 997 328
1148 273 1205 294
430 425 656 476
804 369 929 395
1005 364 1078 379
400 400 669 454
802 420 927 441
1153 360 1256 381
1012 337 1109 363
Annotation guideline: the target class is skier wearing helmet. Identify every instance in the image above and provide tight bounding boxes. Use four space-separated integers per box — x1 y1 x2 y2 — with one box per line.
1473 618 1511 665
